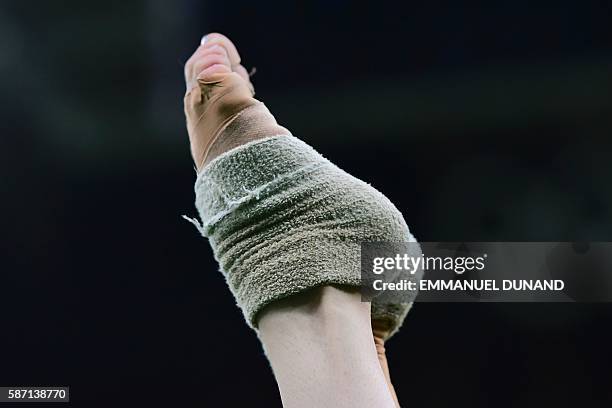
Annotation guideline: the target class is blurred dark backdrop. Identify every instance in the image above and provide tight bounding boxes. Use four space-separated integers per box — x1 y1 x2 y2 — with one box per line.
1 0 611 406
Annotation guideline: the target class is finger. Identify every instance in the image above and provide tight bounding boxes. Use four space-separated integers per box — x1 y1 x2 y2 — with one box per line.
200 32 241 66
184 33 254 94
185 45 233 90
185 44 229 82
197 64 232 83
192 46 231 78
200 34 252 86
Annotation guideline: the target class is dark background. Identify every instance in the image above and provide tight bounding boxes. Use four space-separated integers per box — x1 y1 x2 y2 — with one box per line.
1 0 611 406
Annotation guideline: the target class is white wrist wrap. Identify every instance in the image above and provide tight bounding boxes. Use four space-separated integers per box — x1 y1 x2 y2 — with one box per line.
187 135 417 336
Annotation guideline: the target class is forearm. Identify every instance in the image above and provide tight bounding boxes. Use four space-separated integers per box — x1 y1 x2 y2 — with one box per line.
259 286 395 408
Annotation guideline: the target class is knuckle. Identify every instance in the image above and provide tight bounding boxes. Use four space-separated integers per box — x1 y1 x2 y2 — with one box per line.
194 55 227 74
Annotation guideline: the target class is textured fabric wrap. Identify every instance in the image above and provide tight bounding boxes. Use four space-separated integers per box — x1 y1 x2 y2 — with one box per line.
191 134 417 337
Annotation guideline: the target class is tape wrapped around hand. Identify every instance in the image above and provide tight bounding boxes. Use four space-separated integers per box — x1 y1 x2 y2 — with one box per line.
186 134 417 337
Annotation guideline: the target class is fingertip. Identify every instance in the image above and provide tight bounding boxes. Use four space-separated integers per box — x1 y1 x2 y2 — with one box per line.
200 33 241 66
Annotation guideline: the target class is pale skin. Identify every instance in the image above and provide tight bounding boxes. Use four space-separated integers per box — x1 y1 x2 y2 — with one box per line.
184 33 401 408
